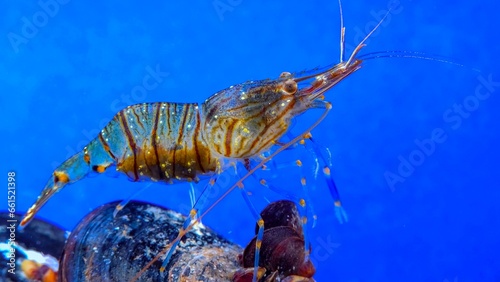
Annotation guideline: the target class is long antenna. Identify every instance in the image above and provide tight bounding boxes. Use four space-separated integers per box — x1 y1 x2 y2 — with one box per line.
338 0 346 62
345 8 392 67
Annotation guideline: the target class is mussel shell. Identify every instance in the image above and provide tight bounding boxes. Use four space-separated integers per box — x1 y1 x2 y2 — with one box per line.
255 200 302 237
242 226 314 278
242 200 315 280
0 213 66 282
59 200 242 282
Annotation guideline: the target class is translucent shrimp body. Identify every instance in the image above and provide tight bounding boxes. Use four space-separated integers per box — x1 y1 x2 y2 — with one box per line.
20 57 361 227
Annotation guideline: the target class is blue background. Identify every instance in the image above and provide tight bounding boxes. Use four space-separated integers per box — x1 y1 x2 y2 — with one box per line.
2 0 499 281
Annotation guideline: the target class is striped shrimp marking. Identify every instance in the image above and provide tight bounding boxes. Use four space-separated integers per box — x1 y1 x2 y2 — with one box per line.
20 54 366 228
21 1 393 281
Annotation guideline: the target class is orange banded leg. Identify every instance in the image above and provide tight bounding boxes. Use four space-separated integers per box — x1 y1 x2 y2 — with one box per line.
113 183 153 218
306 136 348 223
251 152 316 271
159 173 219 272
237 181 265 282
294 159 315 261
236 164 271 282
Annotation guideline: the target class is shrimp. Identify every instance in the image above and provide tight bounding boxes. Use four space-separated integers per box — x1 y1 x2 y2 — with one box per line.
21 1 390 281
20 39 368 228
20 65 357 227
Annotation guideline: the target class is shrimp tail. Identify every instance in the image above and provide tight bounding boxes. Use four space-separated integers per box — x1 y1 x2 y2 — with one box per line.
20 152 86 226
21 136 116 227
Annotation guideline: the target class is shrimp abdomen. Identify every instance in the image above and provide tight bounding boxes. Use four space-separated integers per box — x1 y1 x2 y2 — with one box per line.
105 102 217 182
21 102 218 227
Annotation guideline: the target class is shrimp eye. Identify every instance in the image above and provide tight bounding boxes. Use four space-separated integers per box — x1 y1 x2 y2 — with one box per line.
283 79 298 94
280 72 292 78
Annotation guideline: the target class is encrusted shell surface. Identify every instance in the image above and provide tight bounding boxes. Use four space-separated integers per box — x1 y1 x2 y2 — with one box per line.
3 200 316 282
59 200 242 282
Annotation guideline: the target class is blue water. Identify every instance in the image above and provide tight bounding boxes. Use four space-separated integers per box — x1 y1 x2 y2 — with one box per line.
2 1 499 281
